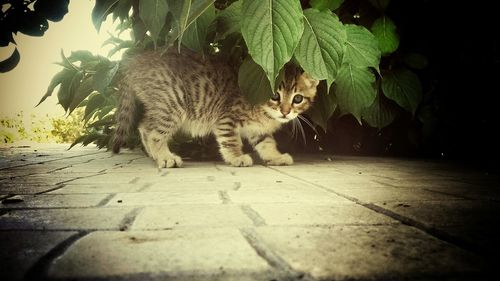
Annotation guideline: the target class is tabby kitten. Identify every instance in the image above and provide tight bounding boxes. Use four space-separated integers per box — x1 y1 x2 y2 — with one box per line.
112 48 318 168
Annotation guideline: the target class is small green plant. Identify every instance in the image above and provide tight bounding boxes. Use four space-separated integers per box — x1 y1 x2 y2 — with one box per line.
0 110 84 144
37 0 425 150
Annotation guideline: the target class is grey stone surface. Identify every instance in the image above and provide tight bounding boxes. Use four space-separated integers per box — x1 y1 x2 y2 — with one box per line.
0 230 77 281
0 183 63 195
0 174 77 186
132 205 254 229
0 207 134 230
249 202 397 226
377 199 500 257
0 144 498 280
256 225 485 280
48 183 150 194
330 185 462 203
107 191 222 206
48 229 272 280
228 188 349 204
0 193 110 209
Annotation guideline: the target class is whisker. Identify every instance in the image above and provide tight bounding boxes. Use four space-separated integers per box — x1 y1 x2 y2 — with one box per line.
290 119 297 140
297 115 319 135
294 117 307 145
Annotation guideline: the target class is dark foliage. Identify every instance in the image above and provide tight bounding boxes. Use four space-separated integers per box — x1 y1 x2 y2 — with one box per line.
0 0 70 72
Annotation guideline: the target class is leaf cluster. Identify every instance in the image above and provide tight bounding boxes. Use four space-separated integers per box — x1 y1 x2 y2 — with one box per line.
39 0 428 150
0 0 70 72
38 50 121 149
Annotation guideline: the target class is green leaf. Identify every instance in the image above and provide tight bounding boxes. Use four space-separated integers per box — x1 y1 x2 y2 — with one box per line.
56 49 76 69
107 40 135 58
294 9 346 88
335 64 376 123
368 0 390 11
88 114 115 128
308 81 337 131
344 24 381 70
37 68 72 106
68 50 96 63
102 35 124 47
241 0 304 89
97 105 116 119
167 0 215 48
238 57 274 105
182 4 216 52
310 0 344 11
403 53 428 70
132 17 147 42
216 0 242 40
92 0 119 31
381 67 422 115
93 61 119 94
371 16 399 56
84 93 106 123
68 78 95 115
362 88 398 129
0 48 20 73
69 135 86 149
113 0 132 22
58 70 82 112
139 0 169 47
70 131 106 149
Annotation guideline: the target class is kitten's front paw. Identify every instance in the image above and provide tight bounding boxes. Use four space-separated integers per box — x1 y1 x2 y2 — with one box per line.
266 153 294 166
157 154 183 168
227 154 253 167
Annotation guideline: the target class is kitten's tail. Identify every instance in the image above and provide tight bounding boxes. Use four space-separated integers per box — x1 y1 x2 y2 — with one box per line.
112 86 137 154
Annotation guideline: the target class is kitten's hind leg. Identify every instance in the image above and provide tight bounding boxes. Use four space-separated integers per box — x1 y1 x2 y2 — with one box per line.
249 134 293 166
213 119 253 167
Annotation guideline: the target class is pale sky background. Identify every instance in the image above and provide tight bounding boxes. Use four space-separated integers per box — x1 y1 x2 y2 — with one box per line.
0 0 127 119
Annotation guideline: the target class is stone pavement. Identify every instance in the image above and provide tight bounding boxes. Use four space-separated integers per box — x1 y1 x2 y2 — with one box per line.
0 144 499 281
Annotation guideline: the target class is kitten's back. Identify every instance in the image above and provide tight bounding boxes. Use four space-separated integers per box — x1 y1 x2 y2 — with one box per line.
113 49 240 152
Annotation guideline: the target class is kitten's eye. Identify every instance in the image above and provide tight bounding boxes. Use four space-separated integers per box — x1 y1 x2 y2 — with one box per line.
271 92 280 101
293 94 303 104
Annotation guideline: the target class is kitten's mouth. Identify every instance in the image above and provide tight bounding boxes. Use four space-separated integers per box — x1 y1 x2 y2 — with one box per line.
277 117 292 123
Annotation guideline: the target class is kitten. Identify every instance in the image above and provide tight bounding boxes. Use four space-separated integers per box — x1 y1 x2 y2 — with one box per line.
112 48 318 168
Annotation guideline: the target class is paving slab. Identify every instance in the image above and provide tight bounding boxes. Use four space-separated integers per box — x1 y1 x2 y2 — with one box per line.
249 202 397 226
0 193 111 209
48 229 273 280
255 225 485 280
0 207 135 230
67 173 145 184
0 230 77 281
377 199 500 256
331 185 462 202
107 191 222 206
132 205 254 229
228 189 349 204
47 183 151 194
424 185 500 201
0 183 63 195
0 144 498 280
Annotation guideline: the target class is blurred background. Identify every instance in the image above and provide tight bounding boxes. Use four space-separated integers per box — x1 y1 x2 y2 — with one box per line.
0 0 127 143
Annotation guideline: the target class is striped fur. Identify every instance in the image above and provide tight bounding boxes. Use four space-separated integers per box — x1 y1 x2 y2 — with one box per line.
113 49 318 168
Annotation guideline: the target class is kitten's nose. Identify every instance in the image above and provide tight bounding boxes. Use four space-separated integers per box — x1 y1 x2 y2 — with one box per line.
280 109 290 117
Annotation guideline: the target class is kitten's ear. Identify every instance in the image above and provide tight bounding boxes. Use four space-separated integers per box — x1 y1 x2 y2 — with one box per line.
300 72 320 88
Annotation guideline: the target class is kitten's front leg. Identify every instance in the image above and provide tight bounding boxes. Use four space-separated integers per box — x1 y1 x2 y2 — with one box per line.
214 119 253 167
249 134 293 166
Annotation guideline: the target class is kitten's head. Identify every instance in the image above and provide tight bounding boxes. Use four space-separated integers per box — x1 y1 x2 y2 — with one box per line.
263 66 319 123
